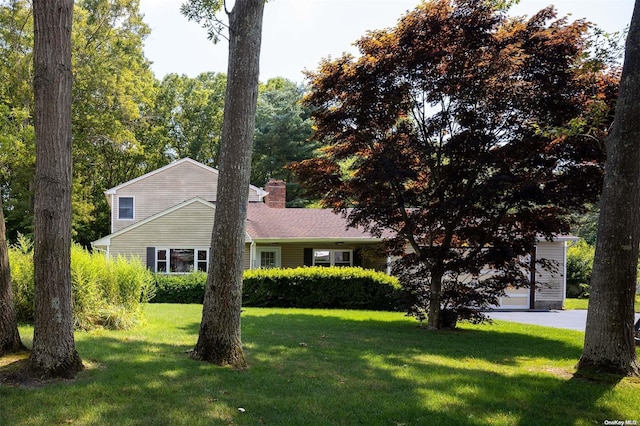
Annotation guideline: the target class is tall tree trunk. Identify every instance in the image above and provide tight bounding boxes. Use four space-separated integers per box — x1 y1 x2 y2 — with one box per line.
427 268 443 330
27 0 83 378
577 0 640 377
0 196 25 356
191 0 265 368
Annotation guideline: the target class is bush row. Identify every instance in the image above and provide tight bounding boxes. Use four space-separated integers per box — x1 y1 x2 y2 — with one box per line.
10 235 154 330
152 272 207 304
151 267 405 311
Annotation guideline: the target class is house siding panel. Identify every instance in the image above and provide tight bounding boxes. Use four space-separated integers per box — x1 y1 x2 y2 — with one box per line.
244 244 251 270
534 241 566 303
108 202 216 264
111 161 261 232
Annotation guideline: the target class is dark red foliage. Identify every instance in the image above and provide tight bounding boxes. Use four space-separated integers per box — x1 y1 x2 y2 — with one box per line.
290 0 618 328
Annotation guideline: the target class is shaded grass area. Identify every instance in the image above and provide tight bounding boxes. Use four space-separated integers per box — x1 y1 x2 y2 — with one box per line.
1 304 639 425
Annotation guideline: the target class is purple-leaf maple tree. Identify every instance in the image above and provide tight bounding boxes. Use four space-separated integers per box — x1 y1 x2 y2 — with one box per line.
291 0 617 329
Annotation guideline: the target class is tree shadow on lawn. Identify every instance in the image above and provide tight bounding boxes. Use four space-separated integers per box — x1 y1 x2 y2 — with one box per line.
0 311 632 425
237 312 631 424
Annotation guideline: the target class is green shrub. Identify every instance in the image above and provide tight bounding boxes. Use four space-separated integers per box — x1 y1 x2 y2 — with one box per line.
8 234 35 322
151 272 207 304
243 266 404 311
10 237 153 330
70 244 105 329
71 249 154 330
566 239 594 298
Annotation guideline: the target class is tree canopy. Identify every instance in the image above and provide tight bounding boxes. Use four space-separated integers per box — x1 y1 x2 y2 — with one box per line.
0 0 159 247
155 72 226 167
0 0 314 245
252 77 315 204
291 0 618 328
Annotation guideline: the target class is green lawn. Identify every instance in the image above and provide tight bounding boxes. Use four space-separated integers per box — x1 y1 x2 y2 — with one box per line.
1 304 639 425
565 296 640 312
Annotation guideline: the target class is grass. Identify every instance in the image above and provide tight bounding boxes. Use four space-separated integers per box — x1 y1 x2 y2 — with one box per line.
564 298 590 310
565 295 640 312
1 304 639 425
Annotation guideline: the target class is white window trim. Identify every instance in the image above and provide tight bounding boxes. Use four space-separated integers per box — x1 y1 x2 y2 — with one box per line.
312 249 353 267
256 246 281 268
117 196 135 220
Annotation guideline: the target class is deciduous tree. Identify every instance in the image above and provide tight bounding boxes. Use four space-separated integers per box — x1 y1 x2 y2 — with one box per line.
577 0 640 377
184 0 265 367
71 0 158 246
0 0 158 246
292 0 616 329
27 0 83 378
0 0 36 241
155 72 226 166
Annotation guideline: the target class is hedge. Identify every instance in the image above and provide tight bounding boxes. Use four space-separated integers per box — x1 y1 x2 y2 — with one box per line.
151 267 405 311
152 272 207 304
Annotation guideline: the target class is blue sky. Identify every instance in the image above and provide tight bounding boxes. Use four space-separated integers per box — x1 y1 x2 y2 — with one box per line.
140 0 635 83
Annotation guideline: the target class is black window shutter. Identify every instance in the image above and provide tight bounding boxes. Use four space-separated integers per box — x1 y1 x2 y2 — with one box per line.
146 247 155 271
354 249 363 267
303 248 313 266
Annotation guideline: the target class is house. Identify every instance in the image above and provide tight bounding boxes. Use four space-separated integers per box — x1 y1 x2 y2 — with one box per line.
91 157 573 310
91 158 389 273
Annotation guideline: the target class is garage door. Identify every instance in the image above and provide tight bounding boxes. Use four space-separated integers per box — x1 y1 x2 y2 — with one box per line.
497 286 530 310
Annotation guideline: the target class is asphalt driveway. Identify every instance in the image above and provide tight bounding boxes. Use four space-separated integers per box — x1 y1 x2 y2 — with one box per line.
486 310 640 332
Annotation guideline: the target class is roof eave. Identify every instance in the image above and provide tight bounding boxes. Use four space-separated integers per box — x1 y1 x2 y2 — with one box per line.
250 237 385 244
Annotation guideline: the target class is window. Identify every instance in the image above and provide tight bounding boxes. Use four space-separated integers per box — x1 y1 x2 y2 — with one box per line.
333 250 351 267
118 196 134 220
256 247 281 268
197 249 208 272
313 249 352 267
155 248 209 273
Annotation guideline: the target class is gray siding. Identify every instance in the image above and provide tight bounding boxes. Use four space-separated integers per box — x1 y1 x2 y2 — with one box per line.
110 160 261 232
109 201 216 263
534 241 566 303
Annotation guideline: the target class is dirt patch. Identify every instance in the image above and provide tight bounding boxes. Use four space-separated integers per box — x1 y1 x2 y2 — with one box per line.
541 366 574 380
0 354 101 389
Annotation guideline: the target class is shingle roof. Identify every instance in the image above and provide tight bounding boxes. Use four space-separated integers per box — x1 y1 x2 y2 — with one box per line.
246 202 386 240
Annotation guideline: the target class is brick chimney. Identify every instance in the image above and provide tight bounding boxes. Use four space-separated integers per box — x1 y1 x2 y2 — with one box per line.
264 179 286 208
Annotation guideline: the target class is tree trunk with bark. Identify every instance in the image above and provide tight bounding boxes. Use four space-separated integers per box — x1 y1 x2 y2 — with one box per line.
26 0 83 378
427 268 443 330
577 0 640 377
191 0 265 368
0 196 25 356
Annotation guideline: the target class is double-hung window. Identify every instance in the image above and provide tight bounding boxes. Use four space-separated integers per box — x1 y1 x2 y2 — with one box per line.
256 247 281 268
313 249 352 267
155 248 209 273
118 196 134 220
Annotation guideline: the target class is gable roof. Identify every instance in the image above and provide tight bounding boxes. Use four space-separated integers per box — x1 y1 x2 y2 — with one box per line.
104 157 267 199
246 202 388 241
